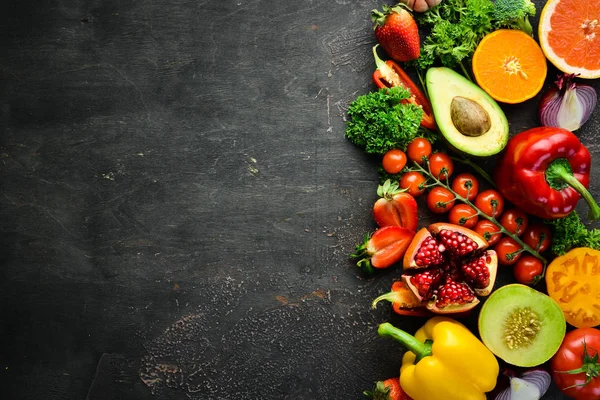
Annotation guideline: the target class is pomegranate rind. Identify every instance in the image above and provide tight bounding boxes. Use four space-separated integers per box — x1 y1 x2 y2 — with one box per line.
427 296 479 314
402 227 434 269
473 250 497 297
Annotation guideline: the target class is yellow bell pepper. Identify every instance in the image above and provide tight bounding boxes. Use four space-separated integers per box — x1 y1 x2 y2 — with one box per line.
378 316 499 400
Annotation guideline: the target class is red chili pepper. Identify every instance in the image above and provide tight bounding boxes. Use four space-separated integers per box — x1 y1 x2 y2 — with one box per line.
494 126 600 220
372 45 436 131
371 281 429 316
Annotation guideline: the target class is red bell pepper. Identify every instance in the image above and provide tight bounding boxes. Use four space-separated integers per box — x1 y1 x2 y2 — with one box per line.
494 126 600 220
372 45 436 131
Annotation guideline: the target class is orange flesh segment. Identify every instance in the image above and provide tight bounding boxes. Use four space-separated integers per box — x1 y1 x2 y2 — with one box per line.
472 29 547 104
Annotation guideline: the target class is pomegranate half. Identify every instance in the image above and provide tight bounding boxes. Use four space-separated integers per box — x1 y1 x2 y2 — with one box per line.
401 222 498 314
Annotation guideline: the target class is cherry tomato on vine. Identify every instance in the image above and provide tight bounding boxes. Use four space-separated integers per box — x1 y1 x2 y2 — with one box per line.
426 187 455 214
448 204 478 229
399 171 427 197
551 327 600 400
522 223 552 253
406 137 432 165
499 208 529 236
494 236 523 266
513 255 543 285
428 152 454 181
474 220 502 246
474 189 505 218
382 149 407 174
450 173 479 201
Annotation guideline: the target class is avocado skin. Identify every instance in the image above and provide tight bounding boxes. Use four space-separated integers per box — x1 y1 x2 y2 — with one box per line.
426 67 509 157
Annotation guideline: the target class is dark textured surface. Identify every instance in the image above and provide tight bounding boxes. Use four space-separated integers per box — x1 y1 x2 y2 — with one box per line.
1 0 599 399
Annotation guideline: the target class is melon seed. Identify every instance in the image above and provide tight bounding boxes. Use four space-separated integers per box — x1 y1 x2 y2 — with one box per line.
450 96 492 137
502 307 542 350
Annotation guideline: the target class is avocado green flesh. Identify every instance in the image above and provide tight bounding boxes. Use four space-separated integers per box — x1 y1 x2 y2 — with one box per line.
478 284 566 367
426 67 509 157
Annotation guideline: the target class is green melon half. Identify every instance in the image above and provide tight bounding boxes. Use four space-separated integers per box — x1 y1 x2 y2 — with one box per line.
478 284 566 367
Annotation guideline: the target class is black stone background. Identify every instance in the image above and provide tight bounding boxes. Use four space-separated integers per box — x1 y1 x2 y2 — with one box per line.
1 0 599 399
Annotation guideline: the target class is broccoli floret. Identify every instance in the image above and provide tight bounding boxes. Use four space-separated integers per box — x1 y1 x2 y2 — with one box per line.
492 0 536 35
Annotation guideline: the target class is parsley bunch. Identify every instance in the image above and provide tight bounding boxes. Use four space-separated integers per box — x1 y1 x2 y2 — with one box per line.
345 87 424 154
411 0 494 75
546 211 600 256
410 0 537 77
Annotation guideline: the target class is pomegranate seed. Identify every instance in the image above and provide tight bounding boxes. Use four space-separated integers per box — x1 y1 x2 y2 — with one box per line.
435 277 475 308
437 229 479 258
461 254 491 289
414 236 445 267
410 268 444 300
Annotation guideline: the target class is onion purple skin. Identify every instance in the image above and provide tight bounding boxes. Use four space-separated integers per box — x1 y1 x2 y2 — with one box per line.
538 73 597 132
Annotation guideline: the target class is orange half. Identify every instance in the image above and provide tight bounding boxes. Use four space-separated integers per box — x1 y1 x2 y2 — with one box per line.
472 29 548 104
539 0 600 79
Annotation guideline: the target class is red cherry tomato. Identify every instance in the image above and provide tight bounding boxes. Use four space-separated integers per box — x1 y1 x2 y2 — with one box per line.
474 189 505 218
428 152 454 181
494 236 523 266
474 220 502 246
382 149 407 174
399 171 427 197
450 173 479 201
448 203 479 229
499 208 529 236
551 327 600 400
522 223 552 253
426 187 456 214
513 255 543 285
406 137 432 165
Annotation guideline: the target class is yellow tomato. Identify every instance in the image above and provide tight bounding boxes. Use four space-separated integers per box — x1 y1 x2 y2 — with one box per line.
545 247 600 328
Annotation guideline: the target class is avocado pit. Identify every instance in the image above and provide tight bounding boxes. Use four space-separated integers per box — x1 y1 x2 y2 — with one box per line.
450 96 492 137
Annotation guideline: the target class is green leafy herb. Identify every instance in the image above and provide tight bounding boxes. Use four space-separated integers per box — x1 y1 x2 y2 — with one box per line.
410 0 537 75
345 86 424 154
546 211 600 256
410 0 494 75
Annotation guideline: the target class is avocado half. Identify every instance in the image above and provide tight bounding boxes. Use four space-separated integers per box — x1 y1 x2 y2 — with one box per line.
426 67 509 157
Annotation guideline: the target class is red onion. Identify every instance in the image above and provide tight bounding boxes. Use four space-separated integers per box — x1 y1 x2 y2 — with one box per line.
539 73 597 131
494 369 551 400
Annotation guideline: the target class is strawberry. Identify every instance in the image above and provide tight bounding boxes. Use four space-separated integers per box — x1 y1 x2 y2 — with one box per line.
372 5 420 63
373 179 418 231
364 378 414 400
350 226 415 274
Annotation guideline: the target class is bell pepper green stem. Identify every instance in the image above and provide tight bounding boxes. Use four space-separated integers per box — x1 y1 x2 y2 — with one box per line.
378 322 432 362
372 45 386 71
372 291 398 309
546 158 600 220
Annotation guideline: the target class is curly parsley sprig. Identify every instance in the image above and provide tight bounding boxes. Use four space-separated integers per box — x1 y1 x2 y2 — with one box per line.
546 211 600 256
345 86 426 154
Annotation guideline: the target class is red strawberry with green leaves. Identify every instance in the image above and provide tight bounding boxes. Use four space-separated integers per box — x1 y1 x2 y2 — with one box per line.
373 179 418 231
372 5 420 63
364 378 414 400
350 226 415 274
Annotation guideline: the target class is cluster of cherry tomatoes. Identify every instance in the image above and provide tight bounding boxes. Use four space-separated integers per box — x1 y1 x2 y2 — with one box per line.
381 137 552 285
